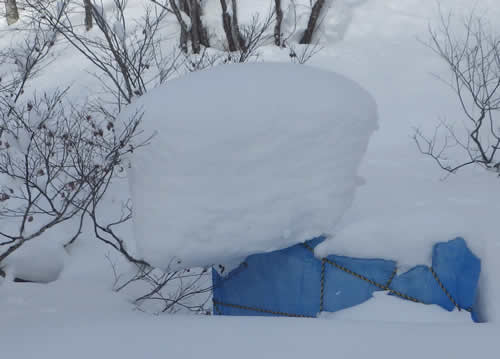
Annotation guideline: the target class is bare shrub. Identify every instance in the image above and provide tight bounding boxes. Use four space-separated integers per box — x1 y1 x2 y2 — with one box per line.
415 12 500 175
28 0 180 109
0 90 146 267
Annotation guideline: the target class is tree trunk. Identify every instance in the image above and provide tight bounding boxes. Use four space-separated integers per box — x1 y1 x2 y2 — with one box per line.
198 3 210 48
219 0 237 51
170 0 189 52
5 0 19 25
189 0 201 54
190 0 209 50
299 0 326 44
175 0 207 54
274 0 283 46
84 0 93 31
230 0 245 51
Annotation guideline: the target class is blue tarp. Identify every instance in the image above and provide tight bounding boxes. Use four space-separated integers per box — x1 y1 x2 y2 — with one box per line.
212 237 481 322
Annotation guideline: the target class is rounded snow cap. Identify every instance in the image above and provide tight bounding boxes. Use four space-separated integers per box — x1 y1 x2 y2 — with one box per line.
124 63 378 271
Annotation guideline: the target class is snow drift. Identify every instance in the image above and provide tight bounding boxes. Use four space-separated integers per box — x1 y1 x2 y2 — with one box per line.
125 63 378 270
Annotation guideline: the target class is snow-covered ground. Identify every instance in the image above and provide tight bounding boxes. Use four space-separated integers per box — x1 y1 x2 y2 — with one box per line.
1 289 495 359
1 300 496 359
308 0 500 324
1 0 500 358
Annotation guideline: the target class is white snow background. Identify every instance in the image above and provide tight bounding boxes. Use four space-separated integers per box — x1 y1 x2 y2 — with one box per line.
1 0 500 358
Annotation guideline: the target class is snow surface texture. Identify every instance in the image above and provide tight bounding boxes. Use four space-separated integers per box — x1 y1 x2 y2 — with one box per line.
0 281 494 359
319 291 472 323
4 241 66 283
126 63 378 271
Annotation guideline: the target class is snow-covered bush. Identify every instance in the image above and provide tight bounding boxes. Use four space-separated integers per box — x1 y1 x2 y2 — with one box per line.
0 7 147 277
0 89 145 273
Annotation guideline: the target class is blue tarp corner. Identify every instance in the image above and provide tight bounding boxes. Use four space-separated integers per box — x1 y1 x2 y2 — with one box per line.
391 237 481 318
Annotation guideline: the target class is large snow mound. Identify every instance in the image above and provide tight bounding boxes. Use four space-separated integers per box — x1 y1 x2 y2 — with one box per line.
125 63 378 270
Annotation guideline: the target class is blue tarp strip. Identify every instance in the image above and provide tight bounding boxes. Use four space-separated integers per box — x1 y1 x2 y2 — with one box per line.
213 237 481 322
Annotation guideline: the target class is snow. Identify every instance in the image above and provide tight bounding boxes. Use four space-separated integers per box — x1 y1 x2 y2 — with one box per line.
304 0 500 323
126 63 377 271
4 241 66 283
180 11 192 31
113 21 126 44
0 216 78 283
1 0 500 357
320 291 472 323
0 281 496 359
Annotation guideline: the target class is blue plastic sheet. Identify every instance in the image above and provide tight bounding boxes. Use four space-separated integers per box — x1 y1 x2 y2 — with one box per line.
213 237 481 321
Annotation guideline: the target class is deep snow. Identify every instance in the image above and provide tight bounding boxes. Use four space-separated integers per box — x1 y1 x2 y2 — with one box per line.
307 0 500 323
1 0 500 357
1 285 495 359
126 63 377 271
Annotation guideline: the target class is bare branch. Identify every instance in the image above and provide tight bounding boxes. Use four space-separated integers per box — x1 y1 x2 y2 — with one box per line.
416 11 500 176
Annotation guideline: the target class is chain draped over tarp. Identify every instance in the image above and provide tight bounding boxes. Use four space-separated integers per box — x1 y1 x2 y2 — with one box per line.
212 237 481 322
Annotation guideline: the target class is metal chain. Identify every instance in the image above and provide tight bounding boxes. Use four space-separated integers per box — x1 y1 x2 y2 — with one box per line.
212 242 472 316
